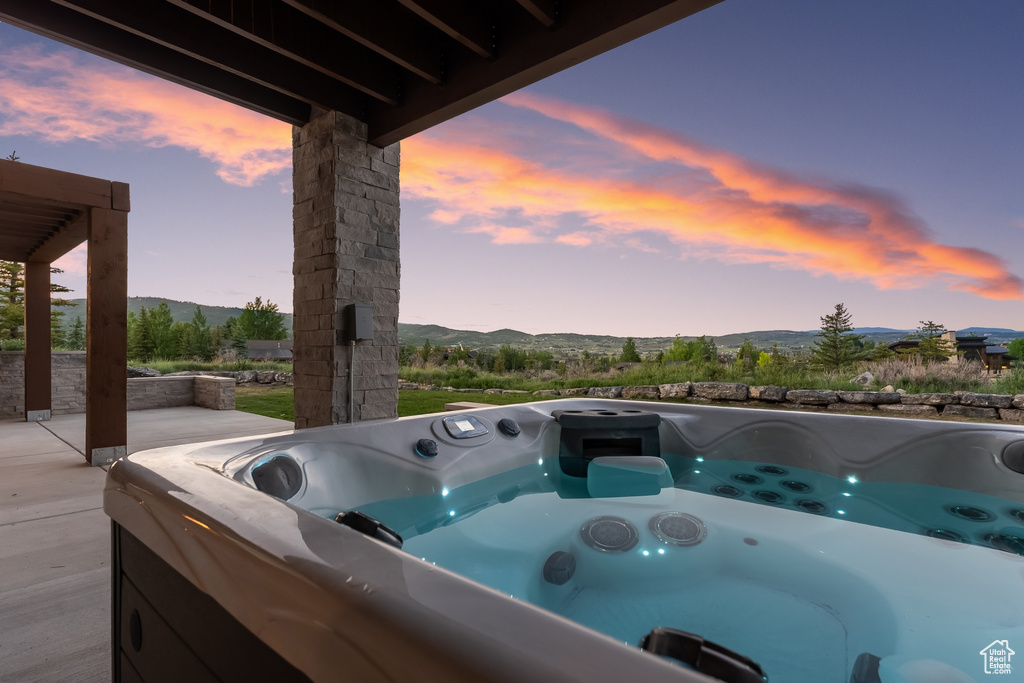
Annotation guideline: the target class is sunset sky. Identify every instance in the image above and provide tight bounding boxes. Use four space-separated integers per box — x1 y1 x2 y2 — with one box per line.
1 0 1022 337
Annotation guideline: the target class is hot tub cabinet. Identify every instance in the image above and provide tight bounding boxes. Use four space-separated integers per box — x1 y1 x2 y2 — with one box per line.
106 400 1024 683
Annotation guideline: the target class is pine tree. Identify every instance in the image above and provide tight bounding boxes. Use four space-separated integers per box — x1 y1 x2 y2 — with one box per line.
908 321 953 364
620 337 641 363
136 306 156 362
810 303 863 371
67 316 85 350
188 305 213 361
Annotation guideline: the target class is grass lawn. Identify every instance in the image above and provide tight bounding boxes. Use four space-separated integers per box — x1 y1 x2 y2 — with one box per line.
234 386 559 421
235 385 295 421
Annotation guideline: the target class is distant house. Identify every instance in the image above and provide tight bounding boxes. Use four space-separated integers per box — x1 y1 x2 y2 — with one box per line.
887 332 1016 374
246 340 293 361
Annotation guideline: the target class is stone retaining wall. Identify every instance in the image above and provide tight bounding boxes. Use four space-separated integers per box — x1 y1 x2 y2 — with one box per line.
0 352 236 418
398 380 1024 423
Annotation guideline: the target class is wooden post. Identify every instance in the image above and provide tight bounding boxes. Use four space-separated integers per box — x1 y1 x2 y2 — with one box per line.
85 207 128 466
24 261 51 421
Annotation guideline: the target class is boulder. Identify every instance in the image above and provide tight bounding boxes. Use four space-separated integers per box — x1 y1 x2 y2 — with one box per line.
957 393 1013 409
622 385 659 400
533 390 560 396
256 371 276 384
235 370 258 384
850 371 874 386
827 403 876 413
559 387 587 396
881 385 895 393
942 405 998 420
658 382 692 399
877 404 939 417
587 386 623 398
900 393 958 405
1013 394 1024 409
397 382 420 390
786 389 837 405
127 366 162 378
504 389 530 394
483 388 504 394
748 385 788 402
998 408 1024 423
692 382 748 401
459 388 484 393
837 391 901 405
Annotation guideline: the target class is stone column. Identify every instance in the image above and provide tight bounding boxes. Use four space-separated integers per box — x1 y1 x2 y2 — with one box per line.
292 110 400 429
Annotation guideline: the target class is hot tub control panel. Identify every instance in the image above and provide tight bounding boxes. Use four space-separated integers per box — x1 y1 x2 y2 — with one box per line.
442 415 489 439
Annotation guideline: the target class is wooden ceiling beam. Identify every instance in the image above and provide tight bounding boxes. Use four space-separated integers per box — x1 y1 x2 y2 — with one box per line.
516 0 560 28
0 224 55 237
49 0 372 111
29 214 89 263
367 0 721 146
0 215 65 230
397 0 494 59
167 0 407 103
0 0 312 125
281 0 444 85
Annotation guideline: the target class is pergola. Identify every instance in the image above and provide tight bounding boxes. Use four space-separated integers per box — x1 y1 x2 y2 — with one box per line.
0 0 721 430
0 160 128 465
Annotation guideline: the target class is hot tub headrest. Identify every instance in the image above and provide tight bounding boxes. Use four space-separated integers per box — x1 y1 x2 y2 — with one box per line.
553 409 662 477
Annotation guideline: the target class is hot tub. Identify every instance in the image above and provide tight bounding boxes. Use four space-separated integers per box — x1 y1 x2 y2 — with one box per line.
105 400 1024 682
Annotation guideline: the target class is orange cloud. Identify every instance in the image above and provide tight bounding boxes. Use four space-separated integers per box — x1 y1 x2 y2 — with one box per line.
403 94 1023 301
0 44 291 185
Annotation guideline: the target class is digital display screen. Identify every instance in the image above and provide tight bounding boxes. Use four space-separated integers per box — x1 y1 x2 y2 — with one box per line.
442 415 489 439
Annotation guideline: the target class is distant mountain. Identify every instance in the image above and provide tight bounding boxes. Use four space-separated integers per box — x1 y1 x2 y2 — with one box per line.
850 327 911 334
56 297 1022 354
398 324 1024 355
64 297 294 335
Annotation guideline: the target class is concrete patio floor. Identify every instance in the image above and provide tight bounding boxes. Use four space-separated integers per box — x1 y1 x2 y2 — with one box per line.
0 408 294 683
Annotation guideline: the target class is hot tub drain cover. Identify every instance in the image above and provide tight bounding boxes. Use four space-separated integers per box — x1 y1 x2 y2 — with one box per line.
649 512 706 547
580 516 638 553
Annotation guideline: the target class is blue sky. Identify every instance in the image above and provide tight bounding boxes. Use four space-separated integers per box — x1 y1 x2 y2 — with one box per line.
1 0 1021 337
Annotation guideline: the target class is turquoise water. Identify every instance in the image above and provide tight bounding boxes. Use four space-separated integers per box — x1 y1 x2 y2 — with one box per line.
353 457 1024 682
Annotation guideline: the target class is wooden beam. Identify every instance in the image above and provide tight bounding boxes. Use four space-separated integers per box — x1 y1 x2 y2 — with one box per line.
0 0 313 126
516 0 560 28
397 0 494 59
367 0 723 146
29 213 89 264
168 0 412 100
85 207 128 466
52 0 392 107
0 159 111 209
23 262 52 421
281 0 444 84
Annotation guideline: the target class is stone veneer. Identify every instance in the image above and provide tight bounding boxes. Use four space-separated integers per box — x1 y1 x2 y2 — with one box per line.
292 109 400 428
0 352 235 418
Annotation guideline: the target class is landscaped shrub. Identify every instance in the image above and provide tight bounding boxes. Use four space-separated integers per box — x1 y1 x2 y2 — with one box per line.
860 357 983 393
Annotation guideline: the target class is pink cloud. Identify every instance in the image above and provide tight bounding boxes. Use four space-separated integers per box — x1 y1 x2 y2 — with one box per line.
0 44 291 185
401 94 1023 301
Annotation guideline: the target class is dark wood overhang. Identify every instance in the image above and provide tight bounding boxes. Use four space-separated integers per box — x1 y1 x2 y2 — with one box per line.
0 159 129 263
0 0 722 147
